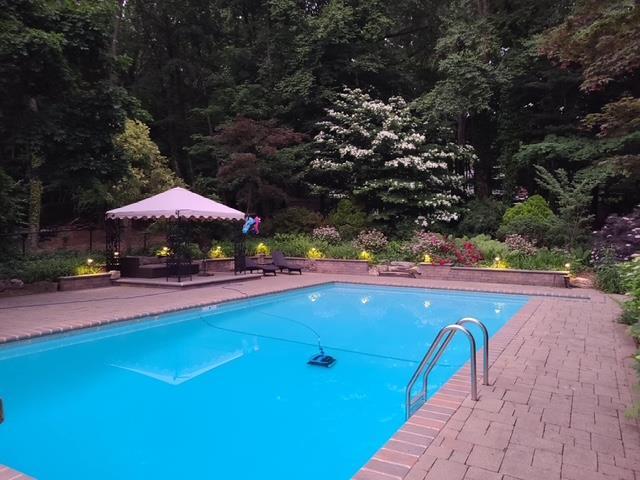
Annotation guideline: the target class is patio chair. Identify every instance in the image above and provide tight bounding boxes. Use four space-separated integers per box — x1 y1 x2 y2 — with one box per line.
272 251 302 275
235 252 276 276
246 257 277 276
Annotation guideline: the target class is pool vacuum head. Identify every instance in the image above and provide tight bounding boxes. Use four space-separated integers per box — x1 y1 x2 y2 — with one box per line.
308 353 336 368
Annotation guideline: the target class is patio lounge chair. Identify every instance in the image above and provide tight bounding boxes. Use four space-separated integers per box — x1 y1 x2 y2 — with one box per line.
272 251 302 275
234 252 276 276
246 257 277 276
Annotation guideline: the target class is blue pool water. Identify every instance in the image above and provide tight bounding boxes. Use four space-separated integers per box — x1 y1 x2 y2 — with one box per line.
0 283 527 479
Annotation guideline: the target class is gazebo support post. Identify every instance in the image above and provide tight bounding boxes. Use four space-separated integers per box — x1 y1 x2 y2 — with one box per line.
105 218 121 271
166 212 193 283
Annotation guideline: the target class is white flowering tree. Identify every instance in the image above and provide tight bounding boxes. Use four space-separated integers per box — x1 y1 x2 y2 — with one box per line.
308 87 474 228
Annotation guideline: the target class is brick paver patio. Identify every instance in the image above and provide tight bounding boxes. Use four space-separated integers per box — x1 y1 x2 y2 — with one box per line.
0 273 638 479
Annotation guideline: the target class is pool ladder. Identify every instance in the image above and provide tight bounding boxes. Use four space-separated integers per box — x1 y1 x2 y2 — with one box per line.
405 317 489 419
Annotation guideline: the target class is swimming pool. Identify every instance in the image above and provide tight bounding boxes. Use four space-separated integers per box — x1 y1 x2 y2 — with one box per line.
0 283 527 479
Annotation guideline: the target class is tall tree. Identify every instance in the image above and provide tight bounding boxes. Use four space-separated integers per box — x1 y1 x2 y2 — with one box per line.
0 0 133 235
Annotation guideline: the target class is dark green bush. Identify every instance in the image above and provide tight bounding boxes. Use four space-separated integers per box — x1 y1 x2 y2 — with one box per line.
269 233 318 257
0 252 109 284
497 195 558 244
327 199 368 240
271 207 322 234
458 199 506 236
596 263 624 293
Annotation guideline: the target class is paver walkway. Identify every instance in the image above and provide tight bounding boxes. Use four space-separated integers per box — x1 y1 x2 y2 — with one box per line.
0 274 638 480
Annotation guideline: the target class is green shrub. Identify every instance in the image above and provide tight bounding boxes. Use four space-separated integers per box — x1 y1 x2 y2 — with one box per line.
596 263 624 293
324 242 359 260
458 199 506 236
497 195 558 244
21 258 78 282
377 241 411 262
327 199 368 240
271 207 322 234
269 233 318 257
505 248 570 271
469 235 509 261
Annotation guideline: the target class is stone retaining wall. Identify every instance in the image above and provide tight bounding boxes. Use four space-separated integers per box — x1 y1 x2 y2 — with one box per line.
311 258 370 275
58 272 115 291
418 264 569 288
201 258 235 272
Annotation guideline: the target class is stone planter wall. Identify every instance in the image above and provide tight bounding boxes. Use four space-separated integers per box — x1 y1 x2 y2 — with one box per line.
418 264 569 288
311 258 370 275
201 258 234 272
58 272 115 291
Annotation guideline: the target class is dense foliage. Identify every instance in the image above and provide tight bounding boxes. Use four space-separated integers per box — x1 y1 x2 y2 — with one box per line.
0 0 637 240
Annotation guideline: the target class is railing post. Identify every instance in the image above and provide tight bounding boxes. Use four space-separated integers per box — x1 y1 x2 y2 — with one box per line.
457 317 489 386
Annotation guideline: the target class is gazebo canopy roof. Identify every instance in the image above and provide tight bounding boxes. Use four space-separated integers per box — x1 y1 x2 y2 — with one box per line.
105 187 245 221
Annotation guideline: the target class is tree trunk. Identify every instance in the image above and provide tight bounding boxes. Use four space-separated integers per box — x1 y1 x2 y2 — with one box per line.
27 179 42 250
110 0 128 68
26 97 42 251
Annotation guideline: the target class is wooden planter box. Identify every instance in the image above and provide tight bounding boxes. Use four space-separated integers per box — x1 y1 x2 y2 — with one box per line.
58 272 114 291
418 263 569 288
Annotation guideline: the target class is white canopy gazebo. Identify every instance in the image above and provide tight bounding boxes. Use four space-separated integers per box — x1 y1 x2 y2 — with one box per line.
105 187 245 221
104 188 245 277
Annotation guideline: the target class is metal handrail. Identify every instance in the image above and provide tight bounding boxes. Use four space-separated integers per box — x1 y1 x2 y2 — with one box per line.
405 317 491 419
457 317 489 386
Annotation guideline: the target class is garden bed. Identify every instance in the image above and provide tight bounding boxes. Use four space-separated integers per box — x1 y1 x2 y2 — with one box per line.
418 264 569 288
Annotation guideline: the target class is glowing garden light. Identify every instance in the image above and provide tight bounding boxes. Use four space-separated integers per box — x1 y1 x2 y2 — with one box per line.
359 250 372 261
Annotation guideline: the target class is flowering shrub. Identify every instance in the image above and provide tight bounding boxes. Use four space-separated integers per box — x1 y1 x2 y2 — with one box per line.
408 232 482 266
312 226 341 244
307 247 325 260
408 232 449 256
592 207 640 264
455 242 484 266
155 246 172 257
309 87 467 226
504 234 537 256
353 229 388 253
